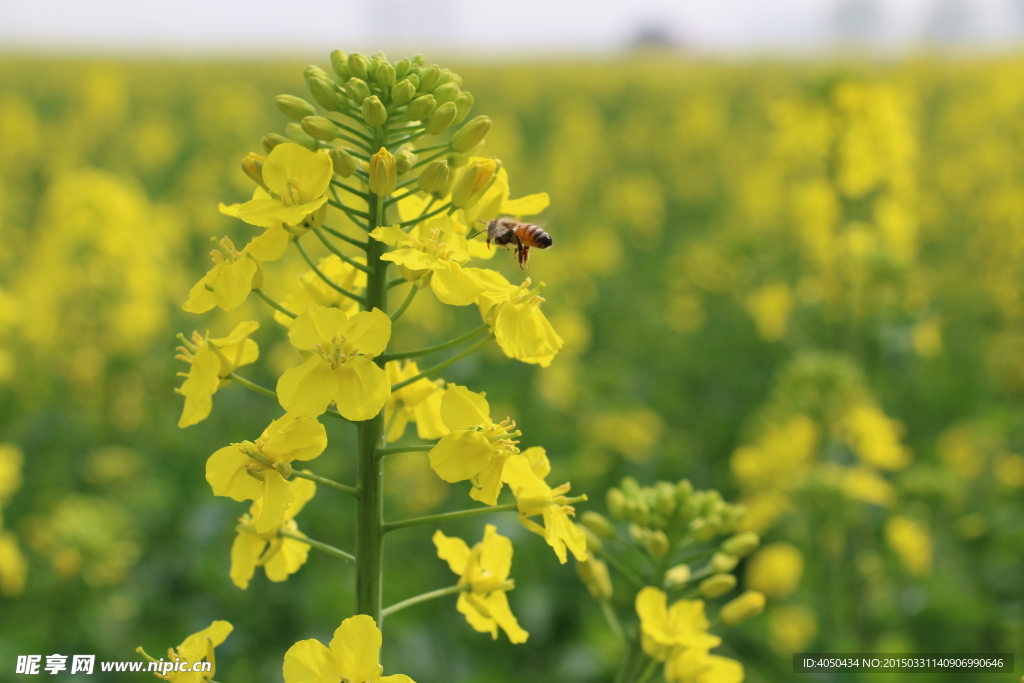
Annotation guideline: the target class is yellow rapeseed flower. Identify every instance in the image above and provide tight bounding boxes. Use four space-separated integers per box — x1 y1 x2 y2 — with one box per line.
283 614 413 683
472 271 563 367
433 524 528 644
205 415 327 533
175 321 259 428
370 223 482 306
383 360 447 443
228 143 332 229
276 305 391 421
182 237 260 314
139 620 233 683
745 543 804 599
884 515 933 577
636 587 720 662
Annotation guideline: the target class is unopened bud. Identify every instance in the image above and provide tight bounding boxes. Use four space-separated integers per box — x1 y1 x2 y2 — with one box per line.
621 477 641 498
375 62 396 89
276 94 317 121
655 481 677 518
676 479 694 503
628 523 648 546
699 574 737 599
647 530 670 557
417 64 440 92
329 147 358 177
721 532 760 559
720 591 766 626
303 65 330 87
407 95 436 121
606 488 628 520
411 54 426 66
309 77 341 111
330 50 349 80
579 525 603 554
347 53 369 81
285 122 318 150
417 159 450 194
450 115 491 153
262 133 291 154
453 92 474 124
362 96 388 127
432 82 460 105
241 152 265 187
577 558 613 601
406 73 420 89
368 147 397 196
690 518 716 543
346 78 371 103
451 158 498 209
391 79 417 106
424 101 458 135
394 58 411 79
367 56 385 82
664 564 692 590
301 116 340 142
581 511 616 539
710 552 739 574
394 148 417 174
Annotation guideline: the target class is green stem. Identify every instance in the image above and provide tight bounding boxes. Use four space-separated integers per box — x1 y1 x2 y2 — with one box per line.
381 584 467 619
331 179 370 200
253 288 296 318
599 550 646 589
376 443 434 457
411 142 450 154
389 335 495 392
614 637 646 683
327 117 374 144
322 225 368 249
635 657 659 683
387 277 407 288
600 600 627 642
290 469 359 498
383 503 518 534
410 149 449 170
313 227 371 273
381 323 489 362
295 238 366 306
388 284 419 322
279 530 355 564
389 130 426 148
328 199 371 229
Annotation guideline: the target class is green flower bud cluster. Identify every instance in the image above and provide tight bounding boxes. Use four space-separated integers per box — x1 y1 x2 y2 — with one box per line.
606 478 744 538
259 50 498 202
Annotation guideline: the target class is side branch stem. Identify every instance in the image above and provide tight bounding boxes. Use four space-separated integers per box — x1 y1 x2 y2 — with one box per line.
390 335 495 392
279 530 355 564
383 503 518 533
290 470 359 498
381 323 489 362
295 239 366 306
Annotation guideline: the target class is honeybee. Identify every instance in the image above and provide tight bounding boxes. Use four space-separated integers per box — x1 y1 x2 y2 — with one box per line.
474 217 553 268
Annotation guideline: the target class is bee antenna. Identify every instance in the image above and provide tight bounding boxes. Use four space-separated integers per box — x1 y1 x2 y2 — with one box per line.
468 228 486 240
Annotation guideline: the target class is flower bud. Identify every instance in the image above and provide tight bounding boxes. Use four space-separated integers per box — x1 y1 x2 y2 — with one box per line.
579 525 603 554
699 574 737 599
450 115 491 153
453 92 474 124
721 532 760 559
394 148 417 174
646 530 670 557
261 133 290 153
606 488 628 520
417 64 440 92
346 78 371 103
241 152 265 187
664 564 692 590
301 116 340 142
719 591 766 626
417 159 450 194
424 101 458 135
451 158 498 209
621 477 641 498
368 147 397 196
655 481 677 518
710 551 739 574
329 147 357 177
304 65 330 87
375 62 396 89
285 122 318 150
394 58 411 79
432 82 460 105
347 53 369 81
275 94 317 121
577 558 613 601
411 53 426 66
309 77 341 111
406 95 436 121
628 523 648 546
330 50 349 80
430 164 458 199
367 56 385 82
359 96 386 128
391 79 417 106
581 511 616 539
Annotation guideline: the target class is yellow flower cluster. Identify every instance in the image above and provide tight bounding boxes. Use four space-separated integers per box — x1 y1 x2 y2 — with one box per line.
0 444 27 596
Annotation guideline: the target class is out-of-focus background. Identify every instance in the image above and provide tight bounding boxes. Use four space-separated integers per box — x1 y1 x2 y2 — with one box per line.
2 1 1024 681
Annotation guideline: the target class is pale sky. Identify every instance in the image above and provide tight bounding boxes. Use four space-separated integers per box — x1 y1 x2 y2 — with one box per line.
0 0 1022 54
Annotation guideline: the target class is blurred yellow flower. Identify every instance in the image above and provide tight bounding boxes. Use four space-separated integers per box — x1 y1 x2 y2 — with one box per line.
769 605 817 654
635 587 720 661
746 543 804 599
884 515 933 577
0 443 23 505
841 403 912 471
283 614 414 683
0 529 27 596
434 525 528 644
745 284 794 342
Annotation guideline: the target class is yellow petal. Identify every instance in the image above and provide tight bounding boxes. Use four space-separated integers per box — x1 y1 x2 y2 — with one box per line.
521 446 550 480
378 676 416 683
253 470 294 533
333 357 390 421
412 390 448 440
542 505 588 564
210 320 260 347
182 267 219 314
245 225 290 262
501 192 550 216
289 305 349 350
214 257 258 312
440 384 491 431
432 530 471 576
329 615 383 683
494 301 563 367
636 586 670 641
206 445 262 502
457 592 498 639
230 531 266 590
177 621 234 661
481 592 529 644
276 197 329 226
177 344 221 428
431 260 483 306
283 639 336 683
478 524 513 582
236 198 290 228
286 476 317 519
219 201 242 218
264 532 311 582
381 248 436 272
469 458 506 506
263 143 333 200
261 415 328 463
369 224 411 247
339 308 391 358
396 193 430 224
428 431 493 483
277 357 339 418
